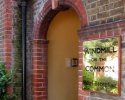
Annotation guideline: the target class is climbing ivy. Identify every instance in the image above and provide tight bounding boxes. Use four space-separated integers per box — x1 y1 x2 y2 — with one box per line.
0 63 16 100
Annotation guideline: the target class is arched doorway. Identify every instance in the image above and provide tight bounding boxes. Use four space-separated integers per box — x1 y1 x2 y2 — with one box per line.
32 1 87 100
47 8 80 100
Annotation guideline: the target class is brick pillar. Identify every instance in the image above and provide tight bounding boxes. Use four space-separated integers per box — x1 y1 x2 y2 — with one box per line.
78 41 90 100
0 0 4 62
32 39 48 100
3 0 13 67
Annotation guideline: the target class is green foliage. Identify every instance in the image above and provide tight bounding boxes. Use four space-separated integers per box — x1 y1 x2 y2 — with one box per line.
0 63 16 100
83 70 118 94
83 68 94 89
96 76 117 93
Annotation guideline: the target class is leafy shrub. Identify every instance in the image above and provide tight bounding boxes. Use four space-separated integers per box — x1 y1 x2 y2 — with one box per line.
95 76 117 93
0 63 16 100
82 68 94 89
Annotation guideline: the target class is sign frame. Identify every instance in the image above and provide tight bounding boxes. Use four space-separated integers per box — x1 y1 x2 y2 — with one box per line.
82 36 121 96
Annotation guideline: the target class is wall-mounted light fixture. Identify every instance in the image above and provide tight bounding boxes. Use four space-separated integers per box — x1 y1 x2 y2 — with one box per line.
65 58 78 67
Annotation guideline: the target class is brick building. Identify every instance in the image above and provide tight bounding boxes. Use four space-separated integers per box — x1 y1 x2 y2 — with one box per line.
1 0 125 100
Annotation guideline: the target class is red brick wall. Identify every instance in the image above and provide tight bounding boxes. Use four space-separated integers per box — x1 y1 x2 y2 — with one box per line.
83 0 125 26
2 0 13 68
0 0 4 62
78 21 125 99
29 0 125 100
2 0 123 99
2 0 125 99
32 39 48 100
0 1 4 62
1 0 23 99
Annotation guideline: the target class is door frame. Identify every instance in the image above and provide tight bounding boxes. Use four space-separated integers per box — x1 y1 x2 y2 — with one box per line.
32 0 87 99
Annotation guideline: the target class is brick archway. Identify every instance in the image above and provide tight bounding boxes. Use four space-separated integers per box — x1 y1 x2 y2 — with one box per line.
32 0 88 100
